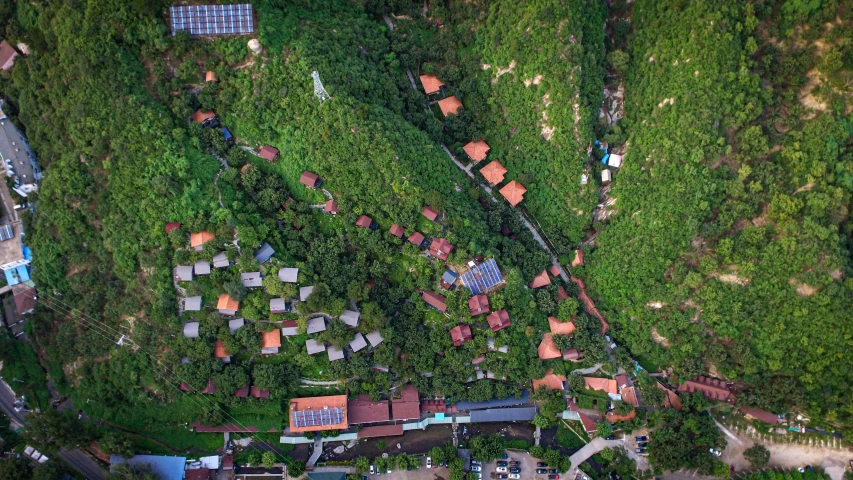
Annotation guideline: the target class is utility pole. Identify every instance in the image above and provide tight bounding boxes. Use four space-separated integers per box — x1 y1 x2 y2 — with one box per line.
312 71 331 103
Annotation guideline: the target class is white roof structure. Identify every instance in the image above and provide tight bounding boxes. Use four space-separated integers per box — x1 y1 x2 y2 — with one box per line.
270 298 287 313
241 272 262 288
299 285 314 301
602 169 612 183
194 260 211 275
327 345 345 361
183 296 202 311
366 330 384 347
306 338 325 355
278 267 299 283
194 456 220 469
212 252 229 268
228 318 245 334
175 266 193 282
281 321 299 336
608 154 623 168
340 310 360 327
306 317 326 334
183 321 199 338
350 333 367 352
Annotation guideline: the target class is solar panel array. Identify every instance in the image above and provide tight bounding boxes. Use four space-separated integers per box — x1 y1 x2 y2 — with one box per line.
169 4 254 36
0 224 13 242
292 408 344 428
461 258 503 295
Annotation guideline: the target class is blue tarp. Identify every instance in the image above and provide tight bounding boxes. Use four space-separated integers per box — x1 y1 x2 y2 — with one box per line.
16 266 29 282
22 245 31 261
110 455 186 480
456 391 529 411
221 127 233 141
4 269 17 286
602 153 610 165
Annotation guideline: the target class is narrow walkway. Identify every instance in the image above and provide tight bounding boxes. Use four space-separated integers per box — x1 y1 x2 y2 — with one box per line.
568 437 646 474
713 416 743 445
571 363 604 375
299 378 343 386
307 434 323 467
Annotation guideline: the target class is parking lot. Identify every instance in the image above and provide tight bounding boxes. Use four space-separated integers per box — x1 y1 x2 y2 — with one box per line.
476 450 556 480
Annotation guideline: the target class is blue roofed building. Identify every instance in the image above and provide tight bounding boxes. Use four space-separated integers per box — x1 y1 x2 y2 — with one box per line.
110 455 187 480
221 127 234 145
254 242 274 264
460 258 503 295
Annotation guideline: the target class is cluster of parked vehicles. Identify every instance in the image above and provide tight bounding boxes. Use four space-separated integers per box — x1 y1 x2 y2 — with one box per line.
634 435 649 455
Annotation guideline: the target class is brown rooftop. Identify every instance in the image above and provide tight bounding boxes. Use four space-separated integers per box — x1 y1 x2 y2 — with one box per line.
325 200 338 214
468 294 490 316
548 316 576 335
422 291 447 312
584 377 618 395
740 407 779 424
190 231 215 248
549 264 561 277
348 394 390 424
261 330 281 349
438 96 462 116
463 140 490 163
192 109 217 124
537 333 561 360
572 249 585 267
499 180 526 207
529 270 551 289
480 161 507 185
205 70 217 82
678 376 733 402
407 231 425 246
486 310 510 332
449 325 472 347
289 395 348 433
0 41 18 71
391 384 420 420
251 386 270 399
217 293 239 311
621 386 639 407
557 286 570 301
419 74 445 95
259 145 279 162
421 205 439 222
532 370 566 391
214 340 230 359
389 224 405 238
563 348 584 361
429 238 454 261
299 171 320 188
356 215 373 228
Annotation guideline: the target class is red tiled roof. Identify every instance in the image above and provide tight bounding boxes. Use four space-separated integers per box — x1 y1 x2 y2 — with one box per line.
201 378 216 394
348 394 390 424
529 270 551 289
438 96 462 116
533 370 566 391
12 285 36 315
358 424 404 438
356 215 373 228
217 294 239 311
421 399 446 413
407 231 425 246
391 384 420 420
185 468 212 480
233 385 250 398
537 333 561 360
449 325 472 347
0 41 18 71
251 386 270 399
259 145 279 162
190 231 215 248
499 180 526 207
325 200 338 214
463 140 490 162
572 249 585 267
566 401 597 433
572 276 609 333
584 377 618 394
621 386 639 407
389 224 405 238
468 294 490 316
486 310 510 332
165 222 181 234
300 171 319 188
192 109 216 124
557 286 569 301
548 316 576 335
658 383 682 410
419 74 444 94
222 456 233 469
421 205 440 221
262 330 281 349
606 409 637 423
480 161 507 185
471 355 486 365
422 291 447 312
429 238 454 261
205 70 217 82
214 341 230 359
550 264 561 277
677 376 733 402
740 406 779 424
289 395 348 433
563 348 584 361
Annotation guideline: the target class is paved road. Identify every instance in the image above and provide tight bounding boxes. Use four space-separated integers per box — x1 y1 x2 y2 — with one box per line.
568 437 647 474
0 380 107 480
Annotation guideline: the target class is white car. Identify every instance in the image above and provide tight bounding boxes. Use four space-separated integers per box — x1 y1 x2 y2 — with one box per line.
509 475 521 479
370 465 375 475
426 457 432 469
709 448 722 457
471 465 481 472
496 467 508 473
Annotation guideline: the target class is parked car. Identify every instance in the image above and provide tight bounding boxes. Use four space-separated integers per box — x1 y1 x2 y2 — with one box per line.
426 457 432 469
497 461 508 467
605 435 615 440
549 476 560 480
370 465 375 475
509 475 521 479
509 468 520 473
496 475 508 479
537 469 549 474
496 467 508 473
472 460 482 465
475 473 482 479
362 476 367 480
509 461 519 467
537 462 547 467
638 442 648 448
709 448 722 457
501 453 509 459
636 448 647 455
472 465 481 472
635 436 648 442
549 469 559 474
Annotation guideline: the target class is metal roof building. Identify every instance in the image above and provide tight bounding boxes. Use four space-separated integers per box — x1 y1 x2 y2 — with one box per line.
456 391 529 411
169 4 254 36
110 455 187 480
470 407 537 423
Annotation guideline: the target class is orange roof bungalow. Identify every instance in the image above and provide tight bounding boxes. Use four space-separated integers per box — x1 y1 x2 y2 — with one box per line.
214 341 231 363
261 330 281 355
563 348 584 361
449 324 472 347
299 171 320 188
190 231 215 251
0 41 19 71
438 96 463 116
259 145 280 162
556 286 570 301
429 238 454 261
548 317 576 335
740 407 781 425
463 140 490 163
532 370 566 391
217 293 240 316
421 291 447 312
658 383 682 410
191 109 219 128
289 395 348 434
205 70 218 82
407 231 426 247
165 222 181 234
486 310 510 332
529 270 551 289
468 294 490 316
499 180 526 207
480 161 507 185
324 200 338 215
572 249 585 267
421 206 440 222
549 264 561 277
389 224 405 239
537 333 561 360
584 377 618 395
621 386 640 407
356 215 376 229
419 74 445 95
677 376 734 403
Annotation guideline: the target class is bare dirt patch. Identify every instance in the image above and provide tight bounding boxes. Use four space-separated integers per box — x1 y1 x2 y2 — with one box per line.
523 74 543 87
491 60 517 83
789 278 818 296
650 326 670 348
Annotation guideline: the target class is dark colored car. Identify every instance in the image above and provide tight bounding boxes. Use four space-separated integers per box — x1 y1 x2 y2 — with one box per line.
509 461 519 466
549 469 559 474
548 476 560 480
638 442 648 448
635 436 648 442
538 462 547 468
536 469 548 474
362 477 368 480
605 435 615 440
501 453 509 459
510 468 520 473
497 461 508 467
636 448 646 454
496 475 508 479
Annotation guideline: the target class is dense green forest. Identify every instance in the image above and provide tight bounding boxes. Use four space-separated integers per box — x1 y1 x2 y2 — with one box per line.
584 0 853 431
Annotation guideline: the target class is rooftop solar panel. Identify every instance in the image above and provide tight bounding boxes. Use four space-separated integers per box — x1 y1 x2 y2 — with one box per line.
169 4 254 36
292 408 344 428
461 258 503 295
